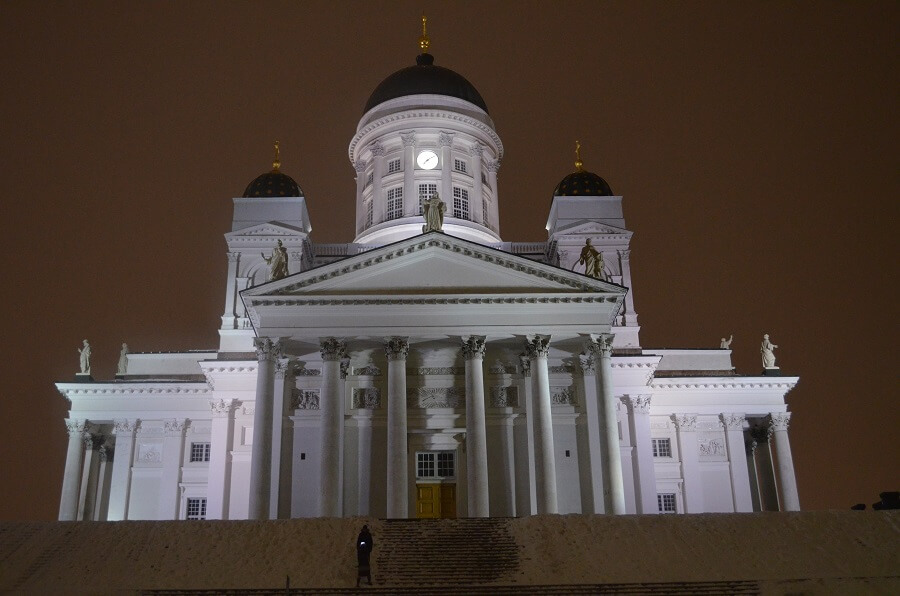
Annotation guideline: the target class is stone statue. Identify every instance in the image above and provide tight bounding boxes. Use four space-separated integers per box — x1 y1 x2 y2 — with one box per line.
77 339 91 374
422 192 446 233
720 334 733 349
576 238 605 280
262 240 289 281
761 334 778 368
117 343 129 375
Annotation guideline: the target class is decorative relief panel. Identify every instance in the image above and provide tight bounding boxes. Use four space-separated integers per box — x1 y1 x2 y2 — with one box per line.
551 386 576 405
414 367 465 376
292 389 320 410
137 443 162 463
489 386 519 408
698 433 727 458
353 365 382 376
407 387 464 408
488 360 516 374
352 388 381 409
293 365 321 376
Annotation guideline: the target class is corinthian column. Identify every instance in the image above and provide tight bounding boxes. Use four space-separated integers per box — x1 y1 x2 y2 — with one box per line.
248 337 281 520
589 333 626 514
107 419 137 521
401 132 417 217
673 413 702 513
158 418 187 520
462 335 489 517
769 413 800 511
59 419 87 520
319 337 347 517
371 141 386 223
384 337 409 518
439 132 454 205
354 160 367 234
721 413 754 512
625 395 657 514
526 334 557 514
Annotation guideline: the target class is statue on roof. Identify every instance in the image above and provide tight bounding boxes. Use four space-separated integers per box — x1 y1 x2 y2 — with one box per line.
761 334 778 369
117 343 129 375
577 238 606 280
77 339 91 375
262 240 289 281
422 192 446 233
720 335 733 349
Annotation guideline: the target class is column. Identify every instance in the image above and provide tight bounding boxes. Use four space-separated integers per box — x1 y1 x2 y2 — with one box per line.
158 419 186 519
470 143 484 225
371 141 386 224
401 132 417 217
515 354 538 515
439 132 454 206
355 409 374 516
319 337 346 517
78 432 102 520
384 337 409 518
769 413 800 511
221 252 240 330
462 336 489 517
486 159 501 228
93 441 112 520
750 424 779 511
526 335 557 514
618 250 638 326
721 413 754 512
59 419 87 520
626 395 658 514
249 336 280 520
207 399 235 519
354 159 367 234
107 420 137 520
590 333 626 514
270 358 294 518
673 414 703 513
578 354 605 514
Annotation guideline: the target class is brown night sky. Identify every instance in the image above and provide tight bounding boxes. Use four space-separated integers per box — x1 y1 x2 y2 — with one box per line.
0 1 896 520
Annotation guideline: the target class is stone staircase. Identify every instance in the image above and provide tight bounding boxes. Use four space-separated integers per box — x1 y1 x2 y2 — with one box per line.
373 517 520 587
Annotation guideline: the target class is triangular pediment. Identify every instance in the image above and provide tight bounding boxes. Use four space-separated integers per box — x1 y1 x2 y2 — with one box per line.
554 220 632 237
243 232 625 299
225 222 307 240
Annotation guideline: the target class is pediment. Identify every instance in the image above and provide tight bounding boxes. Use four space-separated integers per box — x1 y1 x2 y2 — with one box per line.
553 220 632 238
243 232 625 299
225 222 307 240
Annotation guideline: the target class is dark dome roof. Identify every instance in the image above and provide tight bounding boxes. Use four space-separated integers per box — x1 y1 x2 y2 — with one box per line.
242 171 303 198
553 170 614 197
364 53 488 114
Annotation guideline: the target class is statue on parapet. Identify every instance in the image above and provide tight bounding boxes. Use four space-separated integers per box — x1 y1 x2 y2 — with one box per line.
720 334 733 349
761 334 778 368
262 239 289 281
117 343 129 375
77 339 91 375
422 192 446 233
577 238 606 280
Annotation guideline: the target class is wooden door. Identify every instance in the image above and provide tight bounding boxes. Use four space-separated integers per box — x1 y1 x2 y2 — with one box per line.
439 484 457 519
416 484 440 518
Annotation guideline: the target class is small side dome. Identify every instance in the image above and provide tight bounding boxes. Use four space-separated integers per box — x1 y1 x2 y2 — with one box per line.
242 141 303 198
553 141 613 197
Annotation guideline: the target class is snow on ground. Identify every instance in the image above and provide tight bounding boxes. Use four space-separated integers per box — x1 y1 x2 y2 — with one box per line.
0 512 897 594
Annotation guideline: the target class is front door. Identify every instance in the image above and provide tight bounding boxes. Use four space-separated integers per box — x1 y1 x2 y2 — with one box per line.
416 483 457 519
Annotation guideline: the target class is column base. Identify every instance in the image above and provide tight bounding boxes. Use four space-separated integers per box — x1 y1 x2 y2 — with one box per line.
75 373 95 382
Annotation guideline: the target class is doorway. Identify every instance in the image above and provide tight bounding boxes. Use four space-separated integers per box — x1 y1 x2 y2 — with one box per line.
415 450 457 519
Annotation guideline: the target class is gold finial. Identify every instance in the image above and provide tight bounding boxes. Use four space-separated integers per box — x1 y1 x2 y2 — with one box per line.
272 140 281 173
418 14 430 52
575 140 584 172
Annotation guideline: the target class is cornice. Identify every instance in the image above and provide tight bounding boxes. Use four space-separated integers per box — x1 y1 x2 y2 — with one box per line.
349 110 504 162
652 378 799 391
249 295 618 308
57 383 211 399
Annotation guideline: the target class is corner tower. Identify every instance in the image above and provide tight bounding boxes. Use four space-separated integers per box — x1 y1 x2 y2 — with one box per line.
350 17 503 245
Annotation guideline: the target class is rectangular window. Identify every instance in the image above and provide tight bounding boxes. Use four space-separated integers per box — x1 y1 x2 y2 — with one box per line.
482 198 490 227
416 451 455 479
186 497 207 520
417 452 435 478
386 187 403 220
437 452 455 477
189 442 211 463
454 158 467 173
452 187 469 220
652 438 672 458
365 199 373 228
365 172 374 187
418 183 438 214
387 158 401 174
657 493 677 513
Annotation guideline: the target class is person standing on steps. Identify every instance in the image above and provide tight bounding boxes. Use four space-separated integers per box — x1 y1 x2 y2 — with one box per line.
356 524 374 587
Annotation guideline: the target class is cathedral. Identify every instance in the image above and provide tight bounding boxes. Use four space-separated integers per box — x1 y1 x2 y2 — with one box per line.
55 22 799 522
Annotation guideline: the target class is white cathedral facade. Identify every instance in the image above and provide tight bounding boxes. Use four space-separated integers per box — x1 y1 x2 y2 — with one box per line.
56 32 800 522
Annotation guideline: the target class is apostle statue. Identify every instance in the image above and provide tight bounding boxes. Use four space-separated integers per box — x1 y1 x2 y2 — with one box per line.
77 339 91 375
117 343 129 375
577 238 605 280
720 334 733 349
761 334 778 368
262 239 289 281
422 192 446 233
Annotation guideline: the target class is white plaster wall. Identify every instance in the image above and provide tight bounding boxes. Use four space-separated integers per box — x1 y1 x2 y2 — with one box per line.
552 407 581 514
701 464 735 512
291 413 322 518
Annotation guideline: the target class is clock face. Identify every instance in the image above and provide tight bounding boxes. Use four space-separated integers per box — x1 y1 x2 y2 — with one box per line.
416 150 439 170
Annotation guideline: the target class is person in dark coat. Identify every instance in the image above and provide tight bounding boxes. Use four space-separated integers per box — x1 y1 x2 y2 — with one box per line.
356 525 374 587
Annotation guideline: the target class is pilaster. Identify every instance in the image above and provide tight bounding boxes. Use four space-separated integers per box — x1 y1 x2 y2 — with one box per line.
470 142 485 225
107 419 138 521
486 159 501 231
439 132 454 206
625 394 657 514
371 141 386 224
207 399 236 519
401 131 417 217
158 418 187 519
673 413 703 513
720 413 754 512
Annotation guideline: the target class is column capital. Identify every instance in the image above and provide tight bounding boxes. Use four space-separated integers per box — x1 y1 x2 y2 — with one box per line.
164 418 187 436
226 251 240 263
65 418 87 436
524 334 551 359
254 337 282 362
353 159 367 173
518 354 531 377
370 141 385 157
469 142 484 157
768 412 791 433
461 336 486 360
587 333 615 358
400 131 417 147
720 412 746 431
99 445 111 463
624 394 652 414
383 337 409 361
578 353 596 374
209 398 235 417
618 249 631 262
83 432 103 450
486 159 501 173
340 358 351 379
112 419 138 434
275 357 294 380
672 413 698 431
438 131 454 147
319 337 347 362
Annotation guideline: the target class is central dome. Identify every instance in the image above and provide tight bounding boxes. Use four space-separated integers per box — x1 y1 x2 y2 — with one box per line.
363 53 489 114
